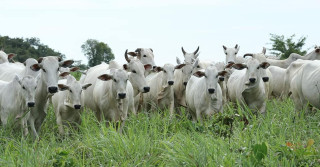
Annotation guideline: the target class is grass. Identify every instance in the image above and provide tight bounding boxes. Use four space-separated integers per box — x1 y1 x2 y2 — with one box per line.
0 99 320 166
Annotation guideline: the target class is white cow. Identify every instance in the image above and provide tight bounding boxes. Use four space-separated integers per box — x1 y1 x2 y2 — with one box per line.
180 46 200 64
0 50 15 64
174 58 199 111
267 66 286 98
28 56 74 138
93 69 134 131
290 60 320 111
143 63 185 116
227 58 270 114
127 48 156 67
186 66 228 122
0 75 39 136
222 44 244 64
0 58 40 81
52 75 91 135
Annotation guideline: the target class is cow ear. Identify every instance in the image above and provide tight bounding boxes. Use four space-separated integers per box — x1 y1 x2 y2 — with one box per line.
218 70 229 77
176 57 182 64
223 45 227 51
23 61 26 66
232 64 247 70
37 57 44 63
262 47 266 55
193 71 205 78
260 62 270 69
70 67 80 72
14 75 22 85
127 52 138 57
82 83 92 90
225 62 234 69
7 53 15 60
175 64 186 69
154 67 163 72
98 74 113 81
58 84 69 91
56 57 62 62
123 64 129 71
144 64 152 71
192 59 199 69
60 60 74 68
30 64 41 71
59 72 70 77
150 48 153 52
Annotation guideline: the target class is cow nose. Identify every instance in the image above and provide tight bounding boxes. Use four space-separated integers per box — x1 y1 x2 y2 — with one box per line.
249 78 256 83
74 105 81 109
208 88 215 94
183 82 187 86
143 87 150 93
262 77 269 82
219 77 225 82
28 102 35 107
316 49 320 53
118 93 126 99
168 81 174 85
48 86 58 93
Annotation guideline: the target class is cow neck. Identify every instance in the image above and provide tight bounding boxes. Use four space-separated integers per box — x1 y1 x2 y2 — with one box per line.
36 74 49 103
10 80 26 109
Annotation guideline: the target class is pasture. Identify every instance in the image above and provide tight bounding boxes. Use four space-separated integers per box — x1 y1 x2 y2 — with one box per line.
1 97 319 166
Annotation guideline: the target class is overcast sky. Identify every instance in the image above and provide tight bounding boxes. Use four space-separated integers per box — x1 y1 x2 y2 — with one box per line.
1 0 319 66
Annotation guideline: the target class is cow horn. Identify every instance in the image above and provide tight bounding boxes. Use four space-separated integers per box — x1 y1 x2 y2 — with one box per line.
181 47 186 55
262 47 266 55
235 44 238 49
135 48 142 53
243 53 253 58
124 49 131 63
193 46 199 54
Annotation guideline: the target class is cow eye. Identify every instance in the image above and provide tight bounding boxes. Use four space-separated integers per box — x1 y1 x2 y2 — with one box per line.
57 67 60 72
69 90 72 93
197 65 200 68
22 86 26 89
132 70 137 73
35 86 37 89
143 55 147 57
113 79 117 82
235 52 238 55
42 69 46 72
257 67 260 69
164 70 167 73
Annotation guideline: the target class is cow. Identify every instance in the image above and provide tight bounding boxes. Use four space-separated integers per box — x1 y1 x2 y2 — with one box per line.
267 66 286 98
222 44 244 64
143 63 185 116
174 58 199 113
127 48 156 68
0 75 39 136
186 66 228 123
0 50 15 64
181 46 200 64
93 68 134 132
227 58 270 114
290 60 320 111
0 58 40 81
28 56 74 138
52 75 91 135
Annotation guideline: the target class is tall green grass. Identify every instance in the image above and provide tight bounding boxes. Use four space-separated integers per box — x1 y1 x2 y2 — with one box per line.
0 99 319 166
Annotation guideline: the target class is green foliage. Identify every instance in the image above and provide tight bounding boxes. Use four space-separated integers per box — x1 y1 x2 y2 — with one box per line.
269 34 307 60
0 35 65 62
0 99 320 166
81 39 114 67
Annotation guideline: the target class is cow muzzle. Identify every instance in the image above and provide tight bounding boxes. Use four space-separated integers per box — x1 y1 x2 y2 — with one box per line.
48 86 58 93
316 49 320 53
183 82 187 86
168 81 174 85
118 93 126 99
208 88 215 94
74 105 81 109
219 77 225 82
249 78 256 83
28 102 35 107
262 77 269 82
143 87 150 93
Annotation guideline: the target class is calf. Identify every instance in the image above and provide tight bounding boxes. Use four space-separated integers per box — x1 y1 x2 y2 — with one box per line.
52 75 91 135
0 75 39 136
227 58 270 114
186 66 227 122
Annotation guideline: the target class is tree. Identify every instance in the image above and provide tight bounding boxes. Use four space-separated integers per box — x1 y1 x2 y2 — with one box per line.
81 39 114 67
269 34 307 60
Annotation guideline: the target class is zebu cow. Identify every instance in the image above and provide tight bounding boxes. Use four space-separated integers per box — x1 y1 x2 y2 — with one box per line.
143 63 185 116
0 50 15 64
222 44 244 64
290 60 320 111
186 66 227 122
181 46 200 64
227 58 270 114
0 58 40 81
0 75 39 136
127 48 156 68
28 57 74 138
52 75 92 135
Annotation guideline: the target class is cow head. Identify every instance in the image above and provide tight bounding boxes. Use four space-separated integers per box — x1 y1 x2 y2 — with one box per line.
123 50 151 94
127 48 156 68
98 69 129 99
30 56 74 94
0 50 15 64
176 58 199 86
181 46 200 64
193 66 228 94
58 75 92 109
155 63 186 86
223 44 240 64
15 75 40 107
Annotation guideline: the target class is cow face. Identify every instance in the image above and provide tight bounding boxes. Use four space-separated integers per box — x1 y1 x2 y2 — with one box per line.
155 64 185 86
15 75 40 107
223 44 240 64
98 69 129 99
181 46 200 64
193 67 228 94
232 59 270 86
178 59 199 86
127 48 156 67
58 76 91 109
30 56 74 94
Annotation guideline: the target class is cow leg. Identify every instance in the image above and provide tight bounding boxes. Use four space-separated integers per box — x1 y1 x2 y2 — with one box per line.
196 110 203 124
169 101 174 119
55 110 65 135
28 117 39 139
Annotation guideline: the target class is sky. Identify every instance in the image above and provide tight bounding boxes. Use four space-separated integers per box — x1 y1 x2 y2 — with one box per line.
1 0 319 66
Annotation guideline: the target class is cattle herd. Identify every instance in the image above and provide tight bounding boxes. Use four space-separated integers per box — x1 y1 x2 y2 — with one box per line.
0 45 319 138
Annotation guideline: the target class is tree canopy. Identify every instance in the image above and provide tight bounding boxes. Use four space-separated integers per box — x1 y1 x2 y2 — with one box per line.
81 39 114 67
269 34 307 60
0 35 65 62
